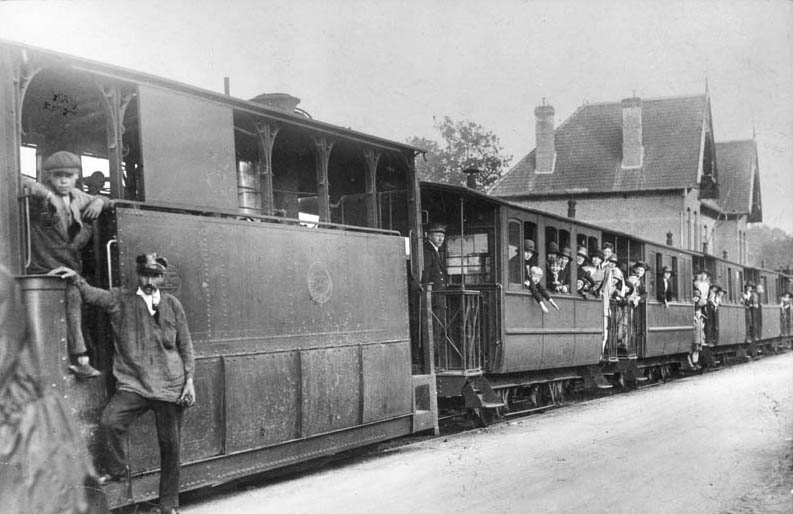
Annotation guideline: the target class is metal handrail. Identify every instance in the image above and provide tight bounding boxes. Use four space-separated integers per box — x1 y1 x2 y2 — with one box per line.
106 237 118 286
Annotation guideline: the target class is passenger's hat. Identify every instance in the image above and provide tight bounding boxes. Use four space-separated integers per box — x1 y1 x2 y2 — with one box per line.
426 223 446 234
560 246 572 259
661 265 673 274
576 246 589 260
602 242 614 251
136 253 168 274
591 249 605 260
632 261 649 271
697 269 712 277
547 241 560 255
745 281 755 288
710 284 722 292
42 151 81 175
524 239 535 252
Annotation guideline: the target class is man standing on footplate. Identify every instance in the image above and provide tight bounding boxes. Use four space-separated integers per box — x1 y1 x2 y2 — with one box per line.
51 253 195 514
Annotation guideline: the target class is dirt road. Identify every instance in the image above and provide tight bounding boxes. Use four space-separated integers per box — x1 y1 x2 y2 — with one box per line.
181 353 793 513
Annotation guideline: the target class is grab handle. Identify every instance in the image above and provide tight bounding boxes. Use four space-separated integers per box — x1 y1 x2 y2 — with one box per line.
106 238 118 286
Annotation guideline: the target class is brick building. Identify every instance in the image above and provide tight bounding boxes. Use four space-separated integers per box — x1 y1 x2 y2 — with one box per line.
489 92 761 263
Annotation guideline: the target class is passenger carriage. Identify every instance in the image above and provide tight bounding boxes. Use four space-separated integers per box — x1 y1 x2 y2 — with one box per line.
419 182 793 413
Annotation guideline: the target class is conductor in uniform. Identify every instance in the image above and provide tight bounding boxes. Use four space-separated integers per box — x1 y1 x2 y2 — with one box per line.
421 223 447 289
421 223 448 364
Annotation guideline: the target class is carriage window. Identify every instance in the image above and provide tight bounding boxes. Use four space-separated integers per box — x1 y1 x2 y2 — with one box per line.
727 267 734 302
761 276 769 304
655 253 663 298
508 220 522 285
544 226 570 294
671 257 679 301
524 222 537 269
588 236 599 257
446 233 492 285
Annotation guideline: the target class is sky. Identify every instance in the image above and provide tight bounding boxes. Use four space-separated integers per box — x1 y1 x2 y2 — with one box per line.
1 0 791 233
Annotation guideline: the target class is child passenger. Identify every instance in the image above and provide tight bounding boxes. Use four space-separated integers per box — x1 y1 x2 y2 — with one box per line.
525 266 560 314
24 151 109 378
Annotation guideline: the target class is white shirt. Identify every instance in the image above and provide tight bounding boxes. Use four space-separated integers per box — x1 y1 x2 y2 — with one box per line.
136 287 161 315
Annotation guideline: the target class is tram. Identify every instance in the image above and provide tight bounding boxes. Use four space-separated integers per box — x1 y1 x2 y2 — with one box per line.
1 40 790 510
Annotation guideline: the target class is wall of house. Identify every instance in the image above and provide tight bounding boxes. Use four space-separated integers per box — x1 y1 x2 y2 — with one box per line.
515 191 685 248
713 215 747 264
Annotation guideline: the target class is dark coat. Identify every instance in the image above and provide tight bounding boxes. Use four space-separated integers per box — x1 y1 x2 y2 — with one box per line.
23 177 109 274
74 277 195 402
658 277 673 302
526 280 551 305
421 240 447 290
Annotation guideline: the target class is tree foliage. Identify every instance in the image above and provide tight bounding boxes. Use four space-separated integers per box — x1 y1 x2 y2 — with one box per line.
747 224 793 272
406 117 512 190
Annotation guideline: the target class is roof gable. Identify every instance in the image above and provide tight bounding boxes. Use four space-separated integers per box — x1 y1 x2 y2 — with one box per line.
714 139 761 219
491 95 708 196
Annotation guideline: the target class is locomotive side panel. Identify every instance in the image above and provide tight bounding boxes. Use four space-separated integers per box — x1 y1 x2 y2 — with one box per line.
112 207 412 478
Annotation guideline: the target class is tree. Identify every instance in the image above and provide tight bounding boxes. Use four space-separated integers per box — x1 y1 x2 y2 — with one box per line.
406 116 512 190
746 224 793 271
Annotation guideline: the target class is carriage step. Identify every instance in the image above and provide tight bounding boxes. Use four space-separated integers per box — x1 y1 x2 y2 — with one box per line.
462 376 504 409
582 366 613 390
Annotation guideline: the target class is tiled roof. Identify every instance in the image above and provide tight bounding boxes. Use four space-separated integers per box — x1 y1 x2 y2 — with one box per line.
714 140 756 214
491 95 708 196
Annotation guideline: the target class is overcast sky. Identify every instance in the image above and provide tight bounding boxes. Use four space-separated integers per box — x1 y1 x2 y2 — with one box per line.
1 0 791 233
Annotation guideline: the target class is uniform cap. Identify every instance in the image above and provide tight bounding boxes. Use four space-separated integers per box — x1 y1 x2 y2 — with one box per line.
524 239 535 252
42 151 81 175
426 223 446 234
136 253 168 274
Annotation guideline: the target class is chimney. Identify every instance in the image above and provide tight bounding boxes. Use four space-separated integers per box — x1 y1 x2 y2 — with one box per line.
621 95 643 168
463 167 480 189
534 99 556 173
666 231 673 246
567 199 577 218
722 251 728 259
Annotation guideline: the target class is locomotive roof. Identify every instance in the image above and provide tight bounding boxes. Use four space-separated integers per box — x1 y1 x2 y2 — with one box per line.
1 38 422 154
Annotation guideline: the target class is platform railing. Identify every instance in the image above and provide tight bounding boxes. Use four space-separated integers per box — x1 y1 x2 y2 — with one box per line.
604 301 641 361
430 289 484 374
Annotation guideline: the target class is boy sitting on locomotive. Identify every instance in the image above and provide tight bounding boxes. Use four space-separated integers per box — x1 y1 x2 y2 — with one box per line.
23 150 109 379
